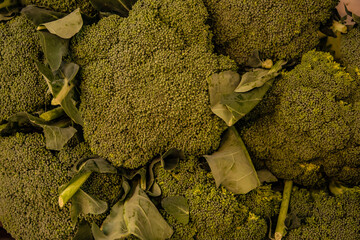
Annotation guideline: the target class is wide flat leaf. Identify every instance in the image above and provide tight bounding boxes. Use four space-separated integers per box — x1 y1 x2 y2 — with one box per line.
61 93 84 126
21 5 65 25
38 31 69 71
39 8 83 39
204 127 260 194
70 189 108 226
80 158 118 174
93 184 173 240
161 196 189 224
0 112 76 151
89 0 138 17
73 221 94 240
257 169 278 184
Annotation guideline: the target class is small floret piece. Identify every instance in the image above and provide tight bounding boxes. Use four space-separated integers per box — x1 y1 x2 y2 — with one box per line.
241 51 360 186
202 0 337 65
155 157 281 240
0 15 48 122
22 0 96 15
286 186 360 240
71 0 236 169
341 26 360 71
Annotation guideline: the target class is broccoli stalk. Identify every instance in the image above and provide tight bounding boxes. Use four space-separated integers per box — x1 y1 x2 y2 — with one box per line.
39 106 65 121
274 180 293 240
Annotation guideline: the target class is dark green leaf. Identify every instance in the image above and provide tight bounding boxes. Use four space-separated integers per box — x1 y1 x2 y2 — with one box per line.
119 179 131 202
70 189 108 226
204 127 260 194
146 182 161 197
80 158 118 174
39 8 83 39
61 93 84 126
89 0 138 17
257 169 278 184
38 31 69 71
73 220 94 240
161 148 183 170
93 184 173 240
0 112 76 151
246 50 262 68
21 5 65 25
161 196 189 224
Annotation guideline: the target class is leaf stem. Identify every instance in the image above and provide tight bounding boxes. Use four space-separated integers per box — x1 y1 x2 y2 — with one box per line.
59 170 92 208
40 107 65 121
0 123 6 132
275 180 293 240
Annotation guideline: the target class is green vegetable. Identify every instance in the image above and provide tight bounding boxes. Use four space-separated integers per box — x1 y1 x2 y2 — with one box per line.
275 180 293 240
202 0 337 65
241 50 360 186
161 196 189 225
0 15 49 122
71 0 236 169
204 126 260 194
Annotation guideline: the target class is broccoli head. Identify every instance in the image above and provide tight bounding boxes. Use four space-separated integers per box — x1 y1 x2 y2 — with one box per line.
202 0 337 65
22 0 96 16
286 186 360 240
341 26 360 72
0 15 48 122
155 157 281 240
241 51 360 186
71 0 236 169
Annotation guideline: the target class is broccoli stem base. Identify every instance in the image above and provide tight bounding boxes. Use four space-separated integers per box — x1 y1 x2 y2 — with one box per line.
275 180 293 240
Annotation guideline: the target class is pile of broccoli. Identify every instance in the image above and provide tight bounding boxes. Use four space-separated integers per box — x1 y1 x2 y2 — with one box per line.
241 50 360 186
0 15 48 123
203 0 338 65
285 185 360 240
22 0 96 15
155 156 281 240
71 0 236 169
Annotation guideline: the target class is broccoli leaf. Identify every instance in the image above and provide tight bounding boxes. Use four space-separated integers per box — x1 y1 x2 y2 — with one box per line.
39 8 83 39
161 196 189 224
204 126 260 194
74 220 94 240
0 112 76 151
70 189 108 227
89 0 138 17
92 184 173 240
21 5 65 25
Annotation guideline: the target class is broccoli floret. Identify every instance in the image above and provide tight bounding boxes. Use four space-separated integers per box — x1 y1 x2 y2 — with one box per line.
202 0 337 65
241 51 360 186
71 0 236 169
155 157 280 240
286 186 360 240
341 26 360 71
0 16 48 122
22 0 96 16
0 133 74 239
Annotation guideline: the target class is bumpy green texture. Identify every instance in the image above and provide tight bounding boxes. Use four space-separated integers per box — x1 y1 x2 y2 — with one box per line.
155 157 281 240
71 0 236 169
203 0 337 65
341 27 360 71
285 186 360 240
0 133 74 239
241 51 360 186
23 0 96 16
0 16 48 122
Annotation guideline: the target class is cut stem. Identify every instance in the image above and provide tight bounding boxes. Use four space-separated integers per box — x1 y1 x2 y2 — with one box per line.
275 180 293 240
59 170 92 208
40 107 65 121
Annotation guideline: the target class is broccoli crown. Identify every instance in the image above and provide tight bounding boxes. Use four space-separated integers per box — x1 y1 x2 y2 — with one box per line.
155 157 280 240
23 0 96 16
241 51 360 186
341 26 360 71
0 16 48 122
202 0 337 65
286 186 360 240
71 0 236 169
0 133 74 239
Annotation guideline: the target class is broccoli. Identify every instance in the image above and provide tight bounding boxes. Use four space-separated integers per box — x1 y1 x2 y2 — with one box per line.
155 157 281 240
0 15 48 122
71 0 236 169
240 50 360 186
0 133 123 239
340 26 360 72
202 0 337 65
285 185 360 240
22 0 96 16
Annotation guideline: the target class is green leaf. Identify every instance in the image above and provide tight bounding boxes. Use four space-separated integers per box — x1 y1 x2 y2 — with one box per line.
146 182 161 197
257 169 278 184
92 184 173 240
38 31 69 71
21 5 65 25
80 158 118 174
0 112 76 151
89 0 138 17
70 189 108 227
161 148 184 170
246 50 262 68
39 8 83 39
73 220 94 240
235 60 286 93
204 127 260 194
161 196 189 224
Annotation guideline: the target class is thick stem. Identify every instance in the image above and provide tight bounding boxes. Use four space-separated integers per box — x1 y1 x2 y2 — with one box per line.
40 107 65 121
59 170 92 208
275 180 293 240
